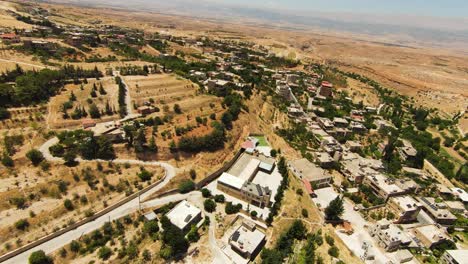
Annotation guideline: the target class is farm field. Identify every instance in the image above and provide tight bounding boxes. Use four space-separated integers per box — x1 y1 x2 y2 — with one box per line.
48 77 120 129
123 74 196 107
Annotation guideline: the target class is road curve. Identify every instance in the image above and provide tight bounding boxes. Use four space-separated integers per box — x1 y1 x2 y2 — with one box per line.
1 137 178 264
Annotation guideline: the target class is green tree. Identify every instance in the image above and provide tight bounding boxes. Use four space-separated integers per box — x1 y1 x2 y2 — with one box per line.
88 103 101 118
325 197 344 221
201 188 211 198
178 180 195 193
173 104 182 114
29 250 52 264
98 246 112 260
204 199 216 212
26 149 44 166
64 199 74 211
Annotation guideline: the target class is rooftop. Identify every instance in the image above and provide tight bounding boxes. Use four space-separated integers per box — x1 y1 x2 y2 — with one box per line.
390 196 421 211
288 158 331 182
166 200 202 230
230 222 265 255
219 172 245 190
444 250 468 263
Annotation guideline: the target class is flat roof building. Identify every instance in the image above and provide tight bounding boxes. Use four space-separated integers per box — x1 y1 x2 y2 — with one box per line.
229 220 266 260
288 158 332 189
166 200 202 232
369 220 412 252
411 224 451 249
388 196 422 223
363 174 405 201
416 197 457 225
441 250 468 264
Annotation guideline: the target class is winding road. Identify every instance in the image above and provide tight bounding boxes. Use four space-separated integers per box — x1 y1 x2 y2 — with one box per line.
0 72 229 264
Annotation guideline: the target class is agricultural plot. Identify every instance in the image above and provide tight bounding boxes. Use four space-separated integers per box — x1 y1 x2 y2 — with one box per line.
48 77 120 129
123 74 196 107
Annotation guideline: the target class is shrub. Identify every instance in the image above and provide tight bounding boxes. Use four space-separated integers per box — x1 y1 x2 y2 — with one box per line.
301 208 309 218
26 149 44 166
64 199 74 211
178 180 195 193
70 240 81 252
143 220 159 235
204 199 216 212
225 202 242 214
250 211 258 218
28 250 52 264
15 219 30 230
214 194 225 203
138 168 153 182
98 246 112 260
189 169 197 179
328 246 339 258
201 188 211 198
325 234 335 246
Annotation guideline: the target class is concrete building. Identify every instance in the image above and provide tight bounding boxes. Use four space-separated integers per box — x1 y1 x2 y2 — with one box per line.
166 200 202 232
314 152 335 169
217 173 271 208
317 81 333 98
398 140 418 162
416 197 457 225
387 196 422 223
345 141 363 152
333 117 349 128
411 224 451 249
276 82 291 101
229 220 266 260
349 121 368 134
362 174 406 201
207 79 231 93
317 118 334 131
369 220 412 252
288 158 332 189
441 250 468 264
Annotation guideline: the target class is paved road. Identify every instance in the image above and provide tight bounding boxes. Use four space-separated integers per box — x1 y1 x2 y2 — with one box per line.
1 136 179 263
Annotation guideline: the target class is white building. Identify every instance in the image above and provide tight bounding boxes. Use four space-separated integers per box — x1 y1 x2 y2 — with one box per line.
166 200 202 232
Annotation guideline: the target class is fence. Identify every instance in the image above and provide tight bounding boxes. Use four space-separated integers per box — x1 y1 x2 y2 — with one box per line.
195 149 244 189
0 176 166 263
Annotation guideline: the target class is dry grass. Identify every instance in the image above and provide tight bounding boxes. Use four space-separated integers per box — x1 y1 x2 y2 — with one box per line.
0 160 164 254
48 77 120 129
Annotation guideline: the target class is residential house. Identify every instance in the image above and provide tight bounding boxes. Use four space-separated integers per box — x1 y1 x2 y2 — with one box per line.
441 250 468 264
229 220 266 260
416 197 457 225
411 224 451 249
369 219 412 252
387 196 422 223
166 200 202 233
288 158 332 189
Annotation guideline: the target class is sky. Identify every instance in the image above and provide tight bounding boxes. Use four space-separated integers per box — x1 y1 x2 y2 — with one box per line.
211 0 468 18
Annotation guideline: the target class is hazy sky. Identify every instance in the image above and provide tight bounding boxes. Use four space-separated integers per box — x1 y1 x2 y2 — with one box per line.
213 0 468 18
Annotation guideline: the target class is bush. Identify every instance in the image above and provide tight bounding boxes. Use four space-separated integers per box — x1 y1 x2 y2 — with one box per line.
178 180 195 193
15 219 29 230
26 149 45 166
328 246 339 258
143 220 159 235
325 234 335 246
98 246 112 260
1 153 14 167
201 188 211 198
251 210 258 218
189 169 197 179
204 199 216 212
64 199 74 211
138 168 153 182
225 202 242 214
70 240 81 252
301 208 309 218
214 194 225 203
29 250 52 264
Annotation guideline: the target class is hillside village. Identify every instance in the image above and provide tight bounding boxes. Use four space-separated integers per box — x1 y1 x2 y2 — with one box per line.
0 1 466 264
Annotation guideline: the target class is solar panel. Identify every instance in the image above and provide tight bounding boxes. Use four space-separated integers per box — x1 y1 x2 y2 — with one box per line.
232 231 240 242
184 214 192 223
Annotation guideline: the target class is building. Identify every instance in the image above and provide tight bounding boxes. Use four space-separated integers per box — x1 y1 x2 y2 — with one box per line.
345 141 362 152
451 188 468 204
349 121 367 134
288 158 332 189
0 33 20 43
387 196 422 223
362 174 406 201
369 220 412 252
416 197 457 225
317 118 334 131
317 81 333 98
411 224 451 249
217 173 271 208
207 79 231 93
444 201 465 214
441 250 468 264
313 152 335 169
136 106 155 116
333 117 349 128
82 119 96 129
166 200 202 232
229 220 266 260
398 140 418 162
276 82 291 101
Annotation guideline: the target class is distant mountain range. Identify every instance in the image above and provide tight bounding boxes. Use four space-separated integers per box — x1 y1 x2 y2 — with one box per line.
41 0 468 51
